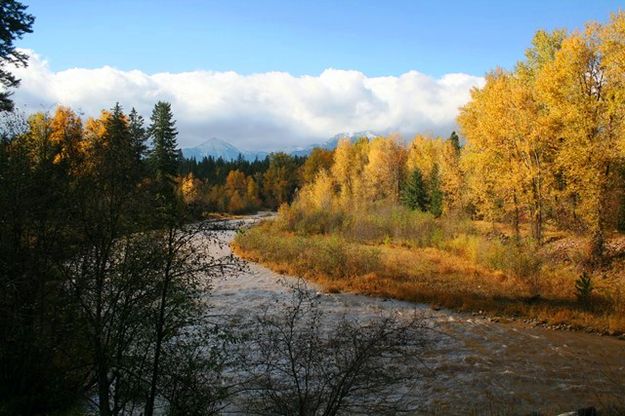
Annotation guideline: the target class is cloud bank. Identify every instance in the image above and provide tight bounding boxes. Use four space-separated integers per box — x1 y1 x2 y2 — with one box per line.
10 50 484 150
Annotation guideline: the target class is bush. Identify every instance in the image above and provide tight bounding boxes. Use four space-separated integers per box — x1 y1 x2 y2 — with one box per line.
235 224 381 280
274 203 345 235
575 272 593 305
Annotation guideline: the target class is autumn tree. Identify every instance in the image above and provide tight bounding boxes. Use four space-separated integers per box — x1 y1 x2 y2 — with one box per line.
429 163 443 217
181 173 202 205
363 136 406 203
225 169 249 213
300 147 334 185
331 137 369 205
49 106 83 170
440 132 465 213
535 18 625 257
245 175 261 209
459 67 556 241
263 152 300 209
406 135 442 182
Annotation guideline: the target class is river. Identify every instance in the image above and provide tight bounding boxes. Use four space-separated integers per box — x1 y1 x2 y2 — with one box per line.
205 220 625 415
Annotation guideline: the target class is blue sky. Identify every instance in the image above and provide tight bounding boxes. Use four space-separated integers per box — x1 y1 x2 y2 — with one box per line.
11 1 625 150
20 0 623 77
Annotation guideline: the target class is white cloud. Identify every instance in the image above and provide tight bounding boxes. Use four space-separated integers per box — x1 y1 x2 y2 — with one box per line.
10 50 484 150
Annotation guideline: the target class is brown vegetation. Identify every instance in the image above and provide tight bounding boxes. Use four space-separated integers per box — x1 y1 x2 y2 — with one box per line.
233 204 625 334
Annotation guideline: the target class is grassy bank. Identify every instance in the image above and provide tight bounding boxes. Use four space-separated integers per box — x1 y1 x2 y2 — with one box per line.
232 204 625 335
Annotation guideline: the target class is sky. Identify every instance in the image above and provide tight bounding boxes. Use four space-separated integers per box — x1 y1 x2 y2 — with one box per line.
9 0 624 150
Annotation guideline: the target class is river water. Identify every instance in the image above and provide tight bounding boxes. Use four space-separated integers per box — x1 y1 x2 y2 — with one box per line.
205 222 625 415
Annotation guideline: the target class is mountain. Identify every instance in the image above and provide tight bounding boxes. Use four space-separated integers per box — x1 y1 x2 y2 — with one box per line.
181 138 268 161
181 131 379 161
321 130 378 149
288 131 379 157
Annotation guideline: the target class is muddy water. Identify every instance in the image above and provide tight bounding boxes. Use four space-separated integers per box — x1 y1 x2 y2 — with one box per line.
205 224 625 415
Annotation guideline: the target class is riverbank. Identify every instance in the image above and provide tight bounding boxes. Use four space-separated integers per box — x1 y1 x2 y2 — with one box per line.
212 221 625 414
232 213 625 337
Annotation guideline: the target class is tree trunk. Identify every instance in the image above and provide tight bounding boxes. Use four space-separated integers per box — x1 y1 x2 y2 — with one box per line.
145 230 174 416
512 192 520 243
590 225 604 261
532 177 543 245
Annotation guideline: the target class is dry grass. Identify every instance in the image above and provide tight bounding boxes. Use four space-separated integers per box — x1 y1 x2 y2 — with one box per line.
233 209 625 335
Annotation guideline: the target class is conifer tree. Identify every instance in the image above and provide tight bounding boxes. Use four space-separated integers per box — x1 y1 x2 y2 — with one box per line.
449 131 461 154
401 168 429 212
148 101 179 180
0 0 34 111
128 107 147 161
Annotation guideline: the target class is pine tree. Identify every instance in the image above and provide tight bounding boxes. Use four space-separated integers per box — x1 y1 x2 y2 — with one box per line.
128 107 147 161
101 103 138 190
449 131 461 154
401 168 429 212
0 0 34 111
148 101 179 179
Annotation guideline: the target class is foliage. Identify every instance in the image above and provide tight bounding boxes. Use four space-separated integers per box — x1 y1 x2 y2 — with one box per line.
0 0 34 111
575 272 593 305
401 168 429 211
148 101 179 181
429 163 443 217
0 102 246 415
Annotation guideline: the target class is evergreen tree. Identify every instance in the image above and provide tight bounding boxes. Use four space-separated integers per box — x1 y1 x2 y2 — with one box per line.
128 107 147 161
148 101 179 179
449 131 461 154
401 168 429 212
0 0 34 111
98 103 141 195
429 163 443 217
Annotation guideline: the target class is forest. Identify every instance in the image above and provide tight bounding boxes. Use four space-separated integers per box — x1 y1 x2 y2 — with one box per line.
234 11 625 335
3 1 625 415
178 151 307 214
1 101 430 415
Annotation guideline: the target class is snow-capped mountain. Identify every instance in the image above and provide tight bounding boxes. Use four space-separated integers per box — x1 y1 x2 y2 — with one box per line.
181 138 268 161
322 130 378 149
288 131 379 157
181 131 379 161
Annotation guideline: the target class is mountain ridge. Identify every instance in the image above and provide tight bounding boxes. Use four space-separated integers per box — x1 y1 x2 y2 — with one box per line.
181 131 378 161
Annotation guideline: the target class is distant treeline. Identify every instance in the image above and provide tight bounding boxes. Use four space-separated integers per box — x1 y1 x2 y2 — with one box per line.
178 150 328 214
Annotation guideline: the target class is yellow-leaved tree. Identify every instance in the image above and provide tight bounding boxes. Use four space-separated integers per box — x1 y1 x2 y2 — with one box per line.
363 136 406 203
49 106 83 169
331 137 369 205
536 17 625 257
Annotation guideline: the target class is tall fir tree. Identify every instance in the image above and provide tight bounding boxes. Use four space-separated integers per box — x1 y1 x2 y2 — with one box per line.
128 107 147 162
401 168 429 212
448 131 461 154
148 101 179 180
0 0 34 111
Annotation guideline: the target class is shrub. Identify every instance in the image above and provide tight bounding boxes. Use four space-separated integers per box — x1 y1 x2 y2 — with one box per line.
575 272 593 305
